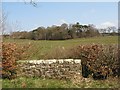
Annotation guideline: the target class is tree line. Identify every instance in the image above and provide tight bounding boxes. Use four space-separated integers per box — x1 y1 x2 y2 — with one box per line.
10 22 118 40
11 22 101 40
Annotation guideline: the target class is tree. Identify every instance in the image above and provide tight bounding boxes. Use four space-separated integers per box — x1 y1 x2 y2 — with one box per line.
46 27 53 40
61 23 68 30
31 27 46 40
10 22 100 40
72 22 81 37
60 23 69 39
0 10 8 35
107 26 117 36
107 26 116 33
68 28 76 39
85 24 100 37
24 0 37 7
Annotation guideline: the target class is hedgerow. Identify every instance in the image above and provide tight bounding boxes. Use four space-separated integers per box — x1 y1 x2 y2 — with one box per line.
2 43 30 79
70 44 119 79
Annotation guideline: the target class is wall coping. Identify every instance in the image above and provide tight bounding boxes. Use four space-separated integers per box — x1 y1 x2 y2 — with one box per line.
18 59 81 64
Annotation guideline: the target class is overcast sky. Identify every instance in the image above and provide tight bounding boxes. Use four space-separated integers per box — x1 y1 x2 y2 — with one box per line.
2 2 118 32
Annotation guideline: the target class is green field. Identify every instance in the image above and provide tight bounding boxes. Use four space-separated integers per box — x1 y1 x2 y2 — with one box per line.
2 36 119 88
2 77 119 88
3 36 118 60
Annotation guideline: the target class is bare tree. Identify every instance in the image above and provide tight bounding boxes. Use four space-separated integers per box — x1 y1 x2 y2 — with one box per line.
24 0 37 7
107 26 117 33
0 10 8 35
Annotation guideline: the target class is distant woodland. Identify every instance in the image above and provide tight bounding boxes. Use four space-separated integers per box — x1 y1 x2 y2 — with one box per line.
6 22 118 40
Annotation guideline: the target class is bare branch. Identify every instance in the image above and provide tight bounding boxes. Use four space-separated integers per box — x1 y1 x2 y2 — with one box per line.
23 0 37 7
0 10 8 35
30 0 37 7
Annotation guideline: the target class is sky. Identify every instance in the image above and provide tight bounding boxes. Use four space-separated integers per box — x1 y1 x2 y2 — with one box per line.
2 2 118 32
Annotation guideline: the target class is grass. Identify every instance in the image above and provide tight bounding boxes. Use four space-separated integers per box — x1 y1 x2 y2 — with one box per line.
2 36 119 88
2 77 75 88
2 77 119 88
3 36 118 60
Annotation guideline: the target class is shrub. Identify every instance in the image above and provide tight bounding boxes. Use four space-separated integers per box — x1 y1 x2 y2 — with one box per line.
69 44 119 79
1 43 30 79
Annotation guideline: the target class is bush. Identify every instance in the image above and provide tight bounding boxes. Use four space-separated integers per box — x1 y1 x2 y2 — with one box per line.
1 43 30 79
67 44 119 79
